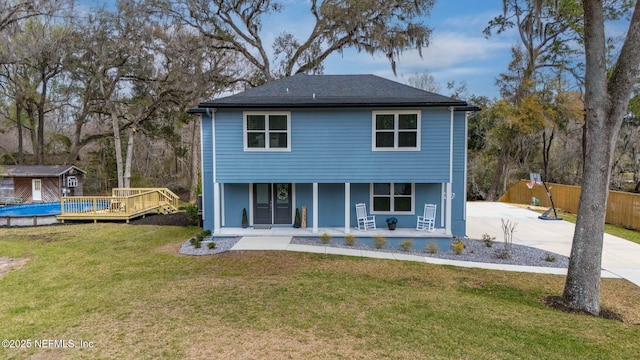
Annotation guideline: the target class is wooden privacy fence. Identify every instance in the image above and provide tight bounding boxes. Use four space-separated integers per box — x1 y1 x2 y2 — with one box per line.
57 188 179 223
499 179 640 231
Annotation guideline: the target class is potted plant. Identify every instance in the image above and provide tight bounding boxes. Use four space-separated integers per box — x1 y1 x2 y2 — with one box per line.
293 208 301 228
241 208 248 228
386 216 398 230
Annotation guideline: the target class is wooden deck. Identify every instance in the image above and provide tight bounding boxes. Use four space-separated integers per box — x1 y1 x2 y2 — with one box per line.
56 188 179 223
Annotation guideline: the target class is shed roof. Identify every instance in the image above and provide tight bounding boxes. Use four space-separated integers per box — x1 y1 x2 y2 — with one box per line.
0 165 85 177
192 74 479 110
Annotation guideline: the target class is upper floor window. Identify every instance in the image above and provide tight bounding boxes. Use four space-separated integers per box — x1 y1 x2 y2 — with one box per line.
244 111 291 151
372 111 421 151
67 176 78 188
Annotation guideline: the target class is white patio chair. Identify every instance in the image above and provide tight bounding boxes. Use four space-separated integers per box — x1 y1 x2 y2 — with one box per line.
355 203 376 230
416 204 437 231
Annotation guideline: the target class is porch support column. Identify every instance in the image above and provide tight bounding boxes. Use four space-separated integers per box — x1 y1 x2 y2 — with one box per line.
312 182 318 234
440 183 445 227
213 182 221 232
344 183 351 234
445 182 452 235
446 106 454 236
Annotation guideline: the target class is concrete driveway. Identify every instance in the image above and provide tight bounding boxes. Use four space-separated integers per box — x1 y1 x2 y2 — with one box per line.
466 202 640 287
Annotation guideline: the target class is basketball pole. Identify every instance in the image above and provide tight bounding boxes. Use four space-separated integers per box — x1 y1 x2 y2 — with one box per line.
538 177 562 221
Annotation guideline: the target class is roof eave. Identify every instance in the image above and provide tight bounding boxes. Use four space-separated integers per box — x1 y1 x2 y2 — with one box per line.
196 101 468 109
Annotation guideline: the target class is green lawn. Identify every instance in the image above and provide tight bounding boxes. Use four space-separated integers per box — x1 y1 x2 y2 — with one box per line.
1 223 640 359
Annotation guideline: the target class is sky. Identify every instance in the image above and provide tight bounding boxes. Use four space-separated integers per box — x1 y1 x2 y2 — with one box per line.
80 1 523 99
263 0 519 99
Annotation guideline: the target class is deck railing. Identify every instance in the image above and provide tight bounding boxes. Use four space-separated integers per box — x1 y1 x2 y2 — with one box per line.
57 188 179 223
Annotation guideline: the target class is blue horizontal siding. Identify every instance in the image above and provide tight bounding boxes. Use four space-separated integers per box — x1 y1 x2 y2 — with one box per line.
214 108 453 183
214 182 466 236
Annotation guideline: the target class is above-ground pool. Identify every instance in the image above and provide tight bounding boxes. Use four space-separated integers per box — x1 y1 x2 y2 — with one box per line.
0 202 63 216
0 202 63 226
0 201 110 227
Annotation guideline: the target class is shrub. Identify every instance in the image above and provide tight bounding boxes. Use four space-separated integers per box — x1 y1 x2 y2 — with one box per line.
293 208 301 228
345 234 357 246
373 236 386 249
426 242 438 254
400 239 413 251
544 253 556 262
501 218 517 253
207 242 216 250
320 232 332 244
482 233 495 247
185 204 199 226
202 229 212 237
451 239 465 255
493 248 509 259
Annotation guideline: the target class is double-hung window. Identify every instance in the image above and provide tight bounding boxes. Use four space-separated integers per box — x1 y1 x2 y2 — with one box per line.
67 176 78 188
371 183 414 214
372 111 421 151
244 111 291 151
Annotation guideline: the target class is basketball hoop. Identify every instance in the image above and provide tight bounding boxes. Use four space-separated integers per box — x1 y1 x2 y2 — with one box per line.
526 181 535 189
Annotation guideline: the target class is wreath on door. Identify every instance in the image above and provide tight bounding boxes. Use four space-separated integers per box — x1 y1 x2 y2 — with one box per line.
277 187 288 201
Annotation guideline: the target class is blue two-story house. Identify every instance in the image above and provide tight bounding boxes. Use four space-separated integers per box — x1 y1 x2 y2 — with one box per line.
189 74 478 237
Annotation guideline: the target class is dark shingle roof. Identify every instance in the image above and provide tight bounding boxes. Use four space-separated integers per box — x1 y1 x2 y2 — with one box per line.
194 74 472 109
1 165 85 177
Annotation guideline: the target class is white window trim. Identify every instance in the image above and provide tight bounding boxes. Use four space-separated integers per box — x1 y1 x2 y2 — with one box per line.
67 176 78 188
243 111 291 152
371 110 421 151
370 182 415 215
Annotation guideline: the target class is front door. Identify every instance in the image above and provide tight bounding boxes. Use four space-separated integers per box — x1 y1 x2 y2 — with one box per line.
32 179 42 202
253 183 292 225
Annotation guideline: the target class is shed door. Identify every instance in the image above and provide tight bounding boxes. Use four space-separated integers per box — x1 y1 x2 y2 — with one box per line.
32 179 42 201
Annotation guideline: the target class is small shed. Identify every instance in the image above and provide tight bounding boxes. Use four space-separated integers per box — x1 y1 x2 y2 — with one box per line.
0 165 85 204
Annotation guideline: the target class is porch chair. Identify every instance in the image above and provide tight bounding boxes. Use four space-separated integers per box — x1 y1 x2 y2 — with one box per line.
416 204 437 231
355 203 376 230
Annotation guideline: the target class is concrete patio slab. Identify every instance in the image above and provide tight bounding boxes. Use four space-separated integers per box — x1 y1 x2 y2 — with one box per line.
466 202 640 286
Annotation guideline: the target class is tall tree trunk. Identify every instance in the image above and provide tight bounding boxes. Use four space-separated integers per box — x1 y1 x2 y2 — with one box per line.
123 127 135 188
487 150 507 201
109 108 124 188
189 119 201 202
16 102 23 165
36 67 48 165
563 0 640 315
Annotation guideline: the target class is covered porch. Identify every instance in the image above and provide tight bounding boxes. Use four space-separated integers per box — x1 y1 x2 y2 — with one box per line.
208 182 458 236
213 225 451 239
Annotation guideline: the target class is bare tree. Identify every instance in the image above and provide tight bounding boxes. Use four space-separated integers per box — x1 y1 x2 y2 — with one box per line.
0 0 68 64
155 0 434 85
406 73 442 93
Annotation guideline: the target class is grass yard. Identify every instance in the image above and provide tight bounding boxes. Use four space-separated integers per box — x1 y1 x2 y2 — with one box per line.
1 224 640 359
